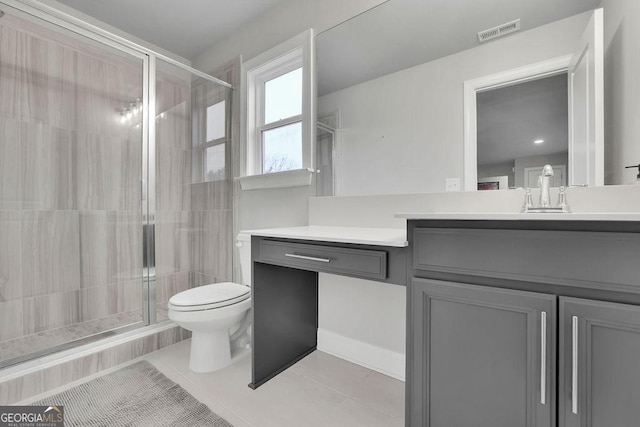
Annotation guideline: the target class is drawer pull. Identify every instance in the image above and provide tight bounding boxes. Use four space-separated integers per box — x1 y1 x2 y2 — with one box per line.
285 253 331 263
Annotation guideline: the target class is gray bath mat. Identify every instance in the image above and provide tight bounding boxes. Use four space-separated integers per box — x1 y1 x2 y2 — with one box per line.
34 360 233 426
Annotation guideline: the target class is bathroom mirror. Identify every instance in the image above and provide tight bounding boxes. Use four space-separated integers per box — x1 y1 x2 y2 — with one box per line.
317 0 639 195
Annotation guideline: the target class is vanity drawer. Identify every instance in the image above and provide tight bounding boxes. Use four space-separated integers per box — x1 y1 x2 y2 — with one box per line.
413 227 640 289
258 240 387 280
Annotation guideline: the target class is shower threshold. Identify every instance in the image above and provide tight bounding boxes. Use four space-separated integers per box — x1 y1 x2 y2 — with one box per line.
0 322 144 371
0 304 169 371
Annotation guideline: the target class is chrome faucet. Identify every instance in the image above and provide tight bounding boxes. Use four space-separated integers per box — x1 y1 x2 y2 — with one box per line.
523 164 570 213
538 164 554 207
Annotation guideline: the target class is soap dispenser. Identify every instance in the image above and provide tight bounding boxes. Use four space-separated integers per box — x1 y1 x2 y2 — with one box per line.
625 164 640 184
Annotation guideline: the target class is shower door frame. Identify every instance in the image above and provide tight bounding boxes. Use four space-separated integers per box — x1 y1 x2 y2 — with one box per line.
0 0 233 358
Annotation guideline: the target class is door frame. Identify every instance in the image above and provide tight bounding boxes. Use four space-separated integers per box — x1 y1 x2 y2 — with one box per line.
463 55 572 191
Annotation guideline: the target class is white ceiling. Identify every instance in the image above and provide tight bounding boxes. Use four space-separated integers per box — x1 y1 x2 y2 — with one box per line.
55 0 285 59
476 74 568 166
317 0 601 95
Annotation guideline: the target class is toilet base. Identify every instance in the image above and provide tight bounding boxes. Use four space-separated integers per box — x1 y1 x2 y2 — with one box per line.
189 330 231 373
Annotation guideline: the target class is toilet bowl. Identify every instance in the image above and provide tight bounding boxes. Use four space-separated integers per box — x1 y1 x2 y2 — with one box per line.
168 233 252 373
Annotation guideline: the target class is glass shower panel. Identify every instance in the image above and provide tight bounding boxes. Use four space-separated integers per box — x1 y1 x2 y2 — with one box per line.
189 67 234 288
0 8 145 366
153 61 192 321
153 60 234 315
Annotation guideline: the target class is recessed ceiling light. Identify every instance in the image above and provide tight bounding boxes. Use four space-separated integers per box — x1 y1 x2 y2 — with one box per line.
534 139 544 144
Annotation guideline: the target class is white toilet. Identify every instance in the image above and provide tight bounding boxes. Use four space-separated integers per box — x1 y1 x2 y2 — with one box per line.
168 233 252 373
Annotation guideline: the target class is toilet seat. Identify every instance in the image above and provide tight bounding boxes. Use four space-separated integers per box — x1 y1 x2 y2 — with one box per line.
168 282 250 312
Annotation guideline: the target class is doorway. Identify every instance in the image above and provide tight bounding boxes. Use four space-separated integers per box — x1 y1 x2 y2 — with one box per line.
476 73 569 190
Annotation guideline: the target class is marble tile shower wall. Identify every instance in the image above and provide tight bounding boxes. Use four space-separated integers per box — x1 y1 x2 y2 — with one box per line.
0 15 145 350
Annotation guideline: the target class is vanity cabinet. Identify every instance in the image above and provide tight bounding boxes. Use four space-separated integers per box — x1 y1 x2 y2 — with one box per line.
409 278 555 427
559 297 640 427
406 220 640 427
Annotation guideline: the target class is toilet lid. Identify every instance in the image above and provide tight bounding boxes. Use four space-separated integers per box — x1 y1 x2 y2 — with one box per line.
169 282 250 309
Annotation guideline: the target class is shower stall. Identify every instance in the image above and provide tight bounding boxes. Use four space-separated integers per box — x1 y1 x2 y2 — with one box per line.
0 1 235 370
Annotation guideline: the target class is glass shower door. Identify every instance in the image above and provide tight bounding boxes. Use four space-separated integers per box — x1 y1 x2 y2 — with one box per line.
0 6 147 367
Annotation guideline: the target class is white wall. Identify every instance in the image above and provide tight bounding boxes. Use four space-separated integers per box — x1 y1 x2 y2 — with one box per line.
318 274 406 379
600 0 640 185
319 12 591 196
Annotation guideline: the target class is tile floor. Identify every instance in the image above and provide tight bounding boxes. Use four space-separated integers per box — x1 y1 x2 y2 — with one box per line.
24 339 405 426
145 340 405 427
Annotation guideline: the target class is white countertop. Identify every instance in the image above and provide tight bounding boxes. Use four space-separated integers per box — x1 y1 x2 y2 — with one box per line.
242 215 637 248
395 212 640 221
241 225 408 247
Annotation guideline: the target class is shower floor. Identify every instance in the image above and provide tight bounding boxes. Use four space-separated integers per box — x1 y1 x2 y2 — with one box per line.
0 304 169 368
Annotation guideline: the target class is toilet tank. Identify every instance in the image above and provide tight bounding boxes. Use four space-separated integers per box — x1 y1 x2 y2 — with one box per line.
236 233 252 286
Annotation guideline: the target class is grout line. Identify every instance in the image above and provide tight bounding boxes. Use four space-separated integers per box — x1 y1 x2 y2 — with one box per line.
292 369 361 401
180 375 254 427
348 384 405 421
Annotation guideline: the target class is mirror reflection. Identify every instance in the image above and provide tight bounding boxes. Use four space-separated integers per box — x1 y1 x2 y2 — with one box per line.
317 0 638 196
477 74 568 190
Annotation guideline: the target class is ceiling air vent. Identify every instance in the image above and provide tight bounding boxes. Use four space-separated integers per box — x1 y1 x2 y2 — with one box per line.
477 19 521 43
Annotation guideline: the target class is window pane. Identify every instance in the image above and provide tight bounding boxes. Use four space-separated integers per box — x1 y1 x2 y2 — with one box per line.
262 122 302 173
205 143 225 181
264 68 302 124
206 100 225 141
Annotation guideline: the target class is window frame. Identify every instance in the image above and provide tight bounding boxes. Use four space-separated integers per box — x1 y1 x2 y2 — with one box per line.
241 29 315 189
256 60 303 174
194 85 231 183
202 99 228 182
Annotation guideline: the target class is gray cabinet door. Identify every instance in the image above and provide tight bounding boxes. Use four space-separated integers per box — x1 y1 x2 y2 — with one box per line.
409 278 556 427
559 297 640 427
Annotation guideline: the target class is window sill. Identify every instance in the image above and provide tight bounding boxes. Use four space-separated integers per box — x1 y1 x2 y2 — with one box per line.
238 168 314 191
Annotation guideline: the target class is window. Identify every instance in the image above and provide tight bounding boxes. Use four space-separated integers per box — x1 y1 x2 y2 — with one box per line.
205 142 226 181
202 100 226 181
206 100 226 141
193 92 228 183
242 30 315 189
264 68 302 124
260 68 303 173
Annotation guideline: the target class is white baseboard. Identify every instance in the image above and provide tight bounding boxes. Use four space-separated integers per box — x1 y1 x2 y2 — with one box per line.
317 328 405 381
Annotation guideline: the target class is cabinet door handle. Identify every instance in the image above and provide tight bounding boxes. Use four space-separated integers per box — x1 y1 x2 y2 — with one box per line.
572 315 579 414
540 311 547 405
285 253 331 263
